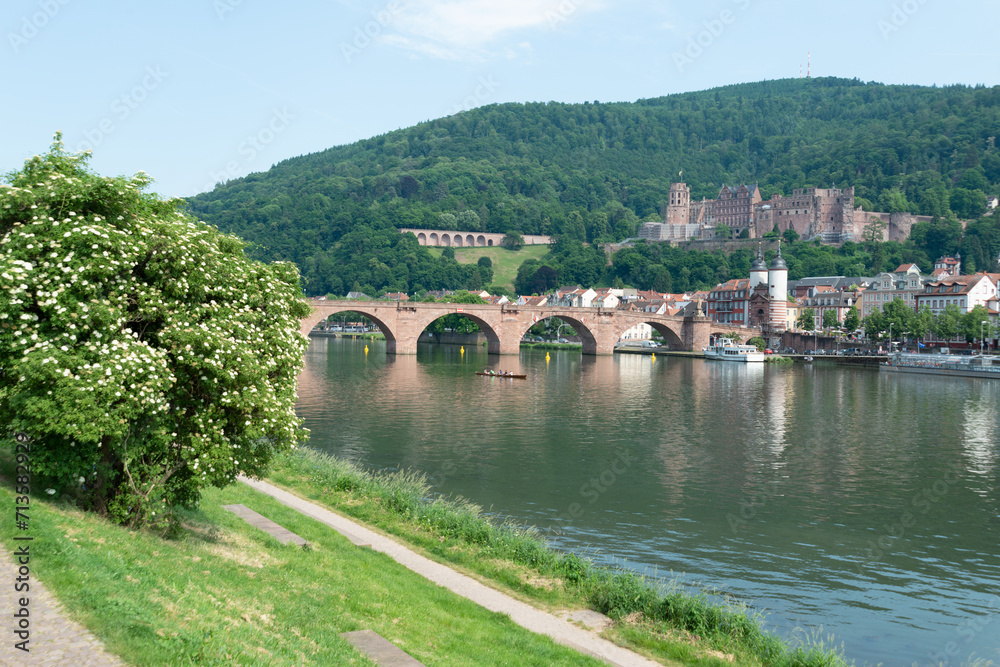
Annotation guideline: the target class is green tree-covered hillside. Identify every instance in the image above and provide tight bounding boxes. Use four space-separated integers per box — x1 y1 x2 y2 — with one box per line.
186 78 1000 295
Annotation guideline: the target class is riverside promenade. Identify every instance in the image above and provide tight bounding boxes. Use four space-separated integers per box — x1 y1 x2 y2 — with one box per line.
1 480 661 667
0 556 123 666
240 476 664 667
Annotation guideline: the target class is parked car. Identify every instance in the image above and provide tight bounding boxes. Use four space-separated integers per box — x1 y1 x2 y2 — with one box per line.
558 338 570 344
764 348 774 354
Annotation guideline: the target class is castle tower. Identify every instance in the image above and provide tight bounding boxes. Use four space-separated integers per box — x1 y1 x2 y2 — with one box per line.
768 241 788 331
749 243 768 290
665 182 691 225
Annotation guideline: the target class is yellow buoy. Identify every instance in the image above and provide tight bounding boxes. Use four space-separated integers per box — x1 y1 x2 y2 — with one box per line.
460 346 465 354
651 353 656 362
364 345 369 354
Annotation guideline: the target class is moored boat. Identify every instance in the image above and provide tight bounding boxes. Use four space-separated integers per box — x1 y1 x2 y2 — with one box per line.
477 371 527 379
880 352 1000 379
702 340 766 363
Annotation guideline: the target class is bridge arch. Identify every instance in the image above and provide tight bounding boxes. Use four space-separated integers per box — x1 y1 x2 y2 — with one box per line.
613 320 685 349
512 314 598 354
415 312 502 354
302 307 399 353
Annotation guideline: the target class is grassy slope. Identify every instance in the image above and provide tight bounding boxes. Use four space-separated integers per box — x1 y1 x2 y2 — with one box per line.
0 479 607 666
426 245 550 291
0 445 850 666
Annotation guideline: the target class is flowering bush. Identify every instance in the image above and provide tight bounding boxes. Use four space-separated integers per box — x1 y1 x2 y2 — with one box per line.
0 134 310 527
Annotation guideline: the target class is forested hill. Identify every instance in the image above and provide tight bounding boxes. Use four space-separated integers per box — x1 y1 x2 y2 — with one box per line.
185 77 1000 295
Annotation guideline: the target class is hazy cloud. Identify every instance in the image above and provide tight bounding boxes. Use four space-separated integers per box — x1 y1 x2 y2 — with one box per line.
382 0 606 60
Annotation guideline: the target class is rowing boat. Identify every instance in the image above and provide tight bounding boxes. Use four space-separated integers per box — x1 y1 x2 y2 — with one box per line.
476 372 527 379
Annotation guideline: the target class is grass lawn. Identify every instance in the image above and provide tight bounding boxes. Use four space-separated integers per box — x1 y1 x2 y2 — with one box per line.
0 474 607 666
426 245 550 291
0 446 850 666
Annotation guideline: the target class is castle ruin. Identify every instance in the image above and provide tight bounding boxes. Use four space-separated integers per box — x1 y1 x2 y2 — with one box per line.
640 182 928 245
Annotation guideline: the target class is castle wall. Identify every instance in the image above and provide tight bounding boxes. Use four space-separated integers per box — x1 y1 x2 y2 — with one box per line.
689 198 715 225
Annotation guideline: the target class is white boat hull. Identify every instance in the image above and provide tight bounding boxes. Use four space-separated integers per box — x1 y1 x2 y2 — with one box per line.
703 343 765 363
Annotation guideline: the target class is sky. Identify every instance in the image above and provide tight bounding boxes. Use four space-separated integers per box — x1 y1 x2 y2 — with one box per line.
2 0 998 199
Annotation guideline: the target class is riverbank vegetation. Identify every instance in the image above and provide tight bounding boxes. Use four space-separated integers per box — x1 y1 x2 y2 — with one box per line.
519 342 583 351
267 448 853 666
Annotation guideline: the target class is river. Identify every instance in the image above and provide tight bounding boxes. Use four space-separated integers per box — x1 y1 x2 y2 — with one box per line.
296 338 1000 666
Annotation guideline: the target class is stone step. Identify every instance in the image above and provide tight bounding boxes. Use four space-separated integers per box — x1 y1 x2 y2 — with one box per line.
341 630 425 666
221 504 311 548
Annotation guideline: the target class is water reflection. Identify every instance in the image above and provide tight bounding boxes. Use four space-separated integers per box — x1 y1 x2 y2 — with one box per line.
297 339 1000 666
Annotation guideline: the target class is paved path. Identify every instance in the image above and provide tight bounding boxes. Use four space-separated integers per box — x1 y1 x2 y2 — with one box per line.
0 554 124 667
241 476 664 667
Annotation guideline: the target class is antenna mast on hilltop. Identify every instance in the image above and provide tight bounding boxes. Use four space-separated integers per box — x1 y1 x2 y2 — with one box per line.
808 51 811 78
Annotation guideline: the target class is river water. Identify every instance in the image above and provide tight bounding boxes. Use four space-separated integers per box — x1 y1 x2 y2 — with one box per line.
296 338 1000 666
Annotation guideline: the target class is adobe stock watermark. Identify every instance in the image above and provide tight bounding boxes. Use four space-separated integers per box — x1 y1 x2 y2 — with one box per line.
854 461 963 574
726 479 780 534
213 0 244 21
425 441 474 488
444 76 501 117
878 0 929 41
202 107 294 190
673 0 751 74
340 1 404 63
8 0 71 54
547 0 583 28
76 66 169 153
926 595 999 666
541 448 637 536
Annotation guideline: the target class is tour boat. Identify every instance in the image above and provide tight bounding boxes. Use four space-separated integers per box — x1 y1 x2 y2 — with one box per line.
702 340 766 363
476 371 527 379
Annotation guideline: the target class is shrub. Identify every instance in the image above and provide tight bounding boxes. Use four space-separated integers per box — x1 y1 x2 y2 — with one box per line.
0 135 310 527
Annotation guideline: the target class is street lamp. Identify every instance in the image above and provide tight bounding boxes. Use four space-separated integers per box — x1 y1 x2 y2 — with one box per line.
888 322 893 353
982 321 989 356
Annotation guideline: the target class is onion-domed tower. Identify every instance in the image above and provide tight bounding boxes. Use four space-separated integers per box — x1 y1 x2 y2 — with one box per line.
749 243 768 290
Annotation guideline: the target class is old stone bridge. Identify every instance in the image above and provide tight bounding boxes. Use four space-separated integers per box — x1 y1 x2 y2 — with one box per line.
300 299 752 355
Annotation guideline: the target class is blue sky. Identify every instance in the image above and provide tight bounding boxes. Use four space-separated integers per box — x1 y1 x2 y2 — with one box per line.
3 0 997 198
